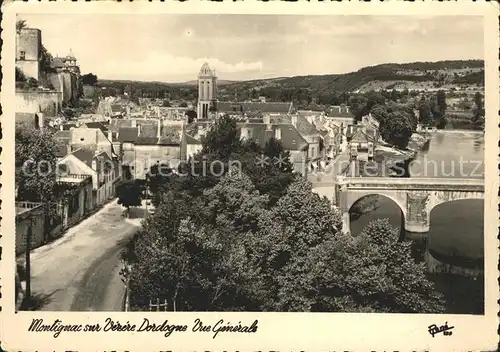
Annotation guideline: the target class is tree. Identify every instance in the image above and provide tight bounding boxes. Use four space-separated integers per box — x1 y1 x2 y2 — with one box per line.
40 45 55 73
322 219 446 313
162 100 171 107
179 102 188 108
471 92 485 130
185 109 197 123
16 67 26 82
27 77 38 88
379 111 413 149
432 90 448 129
254 178 342 311
369 104 388 124
202 115 241 160
248 138 296 206
116 181 142 217
16 125 59 203
125 173 267 311
418 97 433 126
81 73 98 86
146 163 172 207
16 19 27 34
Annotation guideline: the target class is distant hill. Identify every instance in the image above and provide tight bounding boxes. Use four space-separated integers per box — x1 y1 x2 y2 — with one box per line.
179 79 237 86
220 59 484 95
96 60 484 102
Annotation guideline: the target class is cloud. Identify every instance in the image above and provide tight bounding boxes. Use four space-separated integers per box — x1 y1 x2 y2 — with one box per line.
92 52 263 81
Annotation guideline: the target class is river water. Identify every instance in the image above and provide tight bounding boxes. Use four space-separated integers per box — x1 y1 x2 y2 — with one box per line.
350 131 485 314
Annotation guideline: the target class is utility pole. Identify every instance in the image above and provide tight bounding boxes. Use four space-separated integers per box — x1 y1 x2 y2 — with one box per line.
25 216 33 300
125 264 131 312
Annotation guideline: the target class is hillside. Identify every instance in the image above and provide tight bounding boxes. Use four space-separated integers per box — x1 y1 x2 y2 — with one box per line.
96 60 484 103
219 60 484 96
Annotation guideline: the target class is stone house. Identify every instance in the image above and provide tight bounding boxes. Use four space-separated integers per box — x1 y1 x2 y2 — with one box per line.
116 119 184 180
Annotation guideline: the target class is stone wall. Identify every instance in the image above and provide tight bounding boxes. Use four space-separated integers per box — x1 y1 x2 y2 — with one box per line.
16 90 62 116
16 61 40 82
425 249 483 278
15 207 45 255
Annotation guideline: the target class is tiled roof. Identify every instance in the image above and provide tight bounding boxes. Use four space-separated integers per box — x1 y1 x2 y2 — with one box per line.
184 133 202 145
270 115 319 136
83 122 108 133
54 130 72 140
295 115 318 136
70 148 111 170
111 105 125 113
118 127 139 143
350 127 376 144
218 101 293 114
136 124 158 144
55 145 69 158
61 123 77 130
297 110 324 117
71 148 95 168
237 122 308 151
118 123 182 145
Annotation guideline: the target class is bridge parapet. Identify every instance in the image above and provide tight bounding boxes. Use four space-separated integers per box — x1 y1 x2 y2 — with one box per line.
338 177 484 192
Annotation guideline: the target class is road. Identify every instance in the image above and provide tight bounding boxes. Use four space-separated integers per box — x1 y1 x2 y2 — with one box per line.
25 200 141 311
309 149 350 200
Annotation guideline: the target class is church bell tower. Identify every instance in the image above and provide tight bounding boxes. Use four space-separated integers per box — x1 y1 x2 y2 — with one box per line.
197 62 218 119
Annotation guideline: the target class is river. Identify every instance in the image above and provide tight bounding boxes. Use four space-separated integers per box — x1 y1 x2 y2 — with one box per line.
349 131 485 314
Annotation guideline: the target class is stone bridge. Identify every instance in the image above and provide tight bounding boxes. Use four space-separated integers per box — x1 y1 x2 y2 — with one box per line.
335 177 484 234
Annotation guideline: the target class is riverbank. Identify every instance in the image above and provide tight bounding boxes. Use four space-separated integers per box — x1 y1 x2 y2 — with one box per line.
353 133 429 216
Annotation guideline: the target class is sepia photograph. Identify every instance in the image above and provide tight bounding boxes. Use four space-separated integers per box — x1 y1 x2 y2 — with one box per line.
2 3 498 351
13 13 487 314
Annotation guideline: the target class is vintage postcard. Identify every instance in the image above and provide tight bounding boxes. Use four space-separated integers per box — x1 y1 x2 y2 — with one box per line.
0 1 498 351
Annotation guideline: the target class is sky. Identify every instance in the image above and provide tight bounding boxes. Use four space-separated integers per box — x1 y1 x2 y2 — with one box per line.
19 14 484 83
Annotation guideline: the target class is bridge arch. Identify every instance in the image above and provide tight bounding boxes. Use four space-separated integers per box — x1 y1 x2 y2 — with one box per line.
341 191 407 236
427 198 484 272
426 190 485 214
346 192 406 216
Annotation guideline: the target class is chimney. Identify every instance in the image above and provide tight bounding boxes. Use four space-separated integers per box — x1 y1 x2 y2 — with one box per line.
59 124 64 131
241 126 249 140
291 114 297 128
131 119 137 128
66 144 72 155
138 124 142 136
92 152 98 170
275 127 281 140
37 112 44 131
346 106 349 114
107 130 113 142
263 114 272 130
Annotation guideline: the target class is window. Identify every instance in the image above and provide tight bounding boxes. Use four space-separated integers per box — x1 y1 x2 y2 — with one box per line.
19 51 25 60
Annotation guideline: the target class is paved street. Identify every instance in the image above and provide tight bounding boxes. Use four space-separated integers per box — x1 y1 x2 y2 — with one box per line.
309 149 350 200
24 200 141 311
